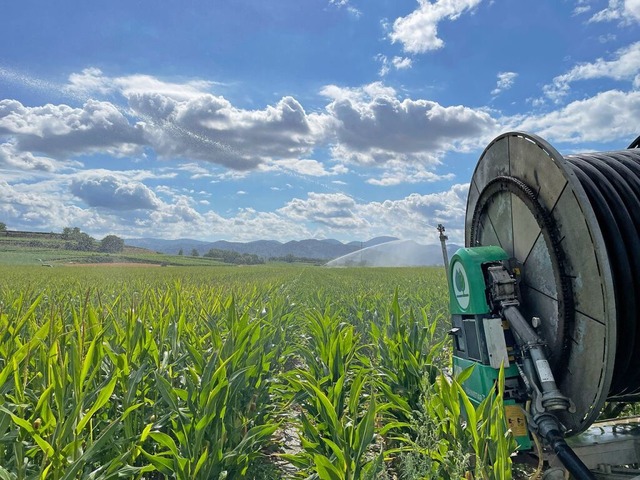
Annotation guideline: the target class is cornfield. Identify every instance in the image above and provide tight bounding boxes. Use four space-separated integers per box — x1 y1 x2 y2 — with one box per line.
0 265 516 479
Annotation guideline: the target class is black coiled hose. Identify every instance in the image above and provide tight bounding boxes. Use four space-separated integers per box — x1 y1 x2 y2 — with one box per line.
565 148 640 397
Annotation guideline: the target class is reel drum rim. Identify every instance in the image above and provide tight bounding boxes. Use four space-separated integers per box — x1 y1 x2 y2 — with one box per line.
466 131 617 434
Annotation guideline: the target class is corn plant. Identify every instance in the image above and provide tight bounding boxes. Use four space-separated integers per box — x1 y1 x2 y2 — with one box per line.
372 290 447 424
392 366 518 480
279 307 385 479
0 264 516 479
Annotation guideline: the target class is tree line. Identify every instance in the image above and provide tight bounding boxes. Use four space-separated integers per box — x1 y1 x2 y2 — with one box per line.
0 222 125 253
61 227 125 253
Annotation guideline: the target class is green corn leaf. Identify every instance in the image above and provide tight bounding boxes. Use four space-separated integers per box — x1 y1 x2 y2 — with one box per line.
149 431 180 458
79 333 101 388
314 454 344 480
232 423 279 454
193 446 209 477
61 419 121 480
309 384 340 437
140 423 153 442
139 449 174 476
321 437 346 470
0 465 15 480
76 374 117 434
456 364 475 385
354 394 376 465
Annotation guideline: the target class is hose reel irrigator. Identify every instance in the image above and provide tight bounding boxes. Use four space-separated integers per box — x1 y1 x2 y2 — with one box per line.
447 131 640 479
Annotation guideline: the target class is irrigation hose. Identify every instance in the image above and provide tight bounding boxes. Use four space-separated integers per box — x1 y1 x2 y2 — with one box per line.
566 149 640 396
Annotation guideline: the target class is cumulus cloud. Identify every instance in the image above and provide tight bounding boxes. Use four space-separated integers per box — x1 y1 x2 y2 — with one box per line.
274 185 469 242
517 89 640 143
270 158 348 177
279 192 369 229
390 0 483 53
1 70 496 179
491 71 518 96
328 0 362 16
1 167 471 243
0 99 144 157
130 92 328 170
376 55 413 76
360 183 468 240
0 141 79 172
589 0 640 23
321 83 500 165
366 160 455 186
67 68 214 101
70 173 161 210
543 42 640 102
0 178 111 233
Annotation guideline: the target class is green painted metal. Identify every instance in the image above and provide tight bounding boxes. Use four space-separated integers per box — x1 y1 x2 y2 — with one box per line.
448 246 508 315
453 356 532 450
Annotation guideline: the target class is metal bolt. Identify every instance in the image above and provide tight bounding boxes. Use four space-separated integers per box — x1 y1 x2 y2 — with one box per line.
532 316 541 329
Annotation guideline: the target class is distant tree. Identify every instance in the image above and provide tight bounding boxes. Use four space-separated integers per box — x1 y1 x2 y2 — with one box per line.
61 227 96 251
100 235 125 253
178 248 184 256
204 248 264 265
191 248 200 257
76 233 96 251
62 227 81 240
0 222 6 232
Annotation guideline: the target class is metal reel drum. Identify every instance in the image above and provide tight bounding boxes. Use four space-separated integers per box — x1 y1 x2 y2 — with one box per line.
466 132 616 434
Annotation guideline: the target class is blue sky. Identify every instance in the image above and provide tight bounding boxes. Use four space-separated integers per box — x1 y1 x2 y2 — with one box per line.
1 0 639 244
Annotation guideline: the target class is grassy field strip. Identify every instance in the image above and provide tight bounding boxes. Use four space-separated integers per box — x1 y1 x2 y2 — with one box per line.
0 266 516 479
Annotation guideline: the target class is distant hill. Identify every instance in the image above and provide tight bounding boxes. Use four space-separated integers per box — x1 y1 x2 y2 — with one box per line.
125 236 400 261
325 239 462 267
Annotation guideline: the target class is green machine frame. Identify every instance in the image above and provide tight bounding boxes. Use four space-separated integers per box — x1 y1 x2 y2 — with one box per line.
448 246 531 450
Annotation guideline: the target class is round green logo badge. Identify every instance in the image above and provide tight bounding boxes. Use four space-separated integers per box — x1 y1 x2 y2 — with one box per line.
452 261 470 310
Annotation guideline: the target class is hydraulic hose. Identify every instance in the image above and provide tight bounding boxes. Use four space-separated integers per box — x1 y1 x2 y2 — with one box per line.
543 429 594 480
535 414 595 479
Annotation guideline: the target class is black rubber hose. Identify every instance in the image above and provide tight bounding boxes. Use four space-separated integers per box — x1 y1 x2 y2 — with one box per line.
544 429 595 480
580 154 640 393
566 161 635 394
570 156 640 393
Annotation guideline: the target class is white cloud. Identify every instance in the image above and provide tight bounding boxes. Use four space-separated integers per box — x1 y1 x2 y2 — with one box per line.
573 5 592 15
0 141 79 172
67 68 215 101
328 0 362 17
0 69 505 204
279 192 369 230
322 83 500 166
0 99 144 157
390 0 483 53
69 173 162 211
393 56 413 70
589 0 640 23
543 42 640 102
0 178 113 234
270 158 347 177
376 55 413 76
274 185 469 242
599 33 617 43
0 168 470 243
360 183 469 242
366 160 455 186
491 71 518 96
130 93 329 170
517 89 640 143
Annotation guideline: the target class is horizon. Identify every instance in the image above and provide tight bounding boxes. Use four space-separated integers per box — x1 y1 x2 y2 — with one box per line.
1 1 639 245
